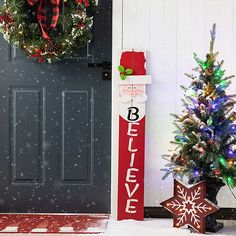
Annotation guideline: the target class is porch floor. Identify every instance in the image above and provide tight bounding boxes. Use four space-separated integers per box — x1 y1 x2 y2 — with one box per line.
104 219 236 236
0 218 235 235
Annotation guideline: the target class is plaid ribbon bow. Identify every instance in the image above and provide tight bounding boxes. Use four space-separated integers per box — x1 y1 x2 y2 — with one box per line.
27 0 60 39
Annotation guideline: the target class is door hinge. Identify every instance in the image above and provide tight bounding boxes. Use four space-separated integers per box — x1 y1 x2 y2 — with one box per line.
88 61 111 80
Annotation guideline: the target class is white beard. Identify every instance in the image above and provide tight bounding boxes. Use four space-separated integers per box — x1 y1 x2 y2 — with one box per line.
119 94 147 103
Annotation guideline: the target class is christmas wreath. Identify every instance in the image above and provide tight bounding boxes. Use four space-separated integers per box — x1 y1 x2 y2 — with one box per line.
0 0 98 63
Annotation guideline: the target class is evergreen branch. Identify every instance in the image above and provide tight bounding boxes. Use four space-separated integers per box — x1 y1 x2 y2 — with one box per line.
185 73 196 80
218 60 224 67
224 75 235 81
180 85 188 91
171 113 182 119
173 122 183 130
210 23 216 54
161 154 172 161
170 141 184 145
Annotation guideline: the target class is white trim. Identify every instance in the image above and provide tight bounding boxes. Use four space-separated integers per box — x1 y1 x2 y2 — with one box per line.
0 227 18 232
116 75 152 84
31 228 48 232
111 0 123 220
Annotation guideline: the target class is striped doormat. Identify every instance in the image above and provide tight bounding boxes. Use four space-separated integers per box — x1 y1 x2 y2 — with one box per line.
0 214 109 234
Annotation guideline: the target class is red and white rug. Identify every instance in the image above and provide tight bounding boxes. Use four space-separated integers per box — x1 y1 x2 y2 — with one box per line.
0 214 109 234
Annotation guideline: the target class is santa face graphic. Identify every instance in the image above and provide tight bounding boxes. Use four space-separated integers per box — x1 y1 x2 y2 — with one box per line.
119 84 147 103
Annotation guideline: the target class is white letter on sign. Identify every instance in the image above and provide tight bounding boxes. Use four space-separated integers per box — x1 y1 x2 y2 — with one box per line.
130 152 135 167
125 199 138 213
125 183 139 198
128 138 138 152
127 122 139 137
126 168 139 183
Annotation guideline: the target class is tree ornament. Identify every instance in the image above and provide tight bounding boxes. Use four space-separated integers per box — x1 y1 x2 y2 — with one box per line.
0 0 98 63
205 68 213 76
161 180 219 234
204 82 214 96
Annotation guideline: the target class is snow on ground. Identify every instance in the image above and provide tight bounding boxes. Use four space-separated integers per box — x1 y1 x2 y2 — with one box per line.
0 219 235 236
103 219 236 236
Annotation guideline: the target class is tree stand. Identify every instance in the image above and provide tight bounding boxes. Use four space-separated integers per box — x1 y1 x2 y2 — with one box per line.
205 177 225 232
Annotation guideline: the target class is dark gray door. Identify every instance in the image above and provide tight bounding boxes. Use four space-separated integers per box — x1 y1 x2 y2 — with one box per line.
0 0 111 213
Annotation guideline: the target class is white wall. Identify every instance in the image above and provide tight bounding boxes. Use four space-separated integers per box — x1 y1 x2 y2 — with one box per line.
112 0 236 215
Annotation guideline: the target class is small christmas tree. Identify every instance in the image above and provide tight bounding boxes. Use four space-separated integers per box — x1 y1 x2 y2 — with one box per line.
162 24 236 189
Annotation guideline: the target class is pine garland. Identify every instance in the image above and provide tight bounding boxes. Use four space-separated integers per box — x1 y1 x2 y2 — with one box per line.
0 0 98 63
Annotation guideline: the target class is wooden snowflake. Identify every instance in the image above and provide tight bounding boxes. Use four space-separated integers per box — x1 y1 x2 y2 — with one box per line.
161 179 219 234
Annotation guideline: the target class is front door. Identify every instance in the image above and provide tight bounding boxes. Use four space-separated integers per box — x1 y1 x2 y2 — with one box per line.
0 0 111 213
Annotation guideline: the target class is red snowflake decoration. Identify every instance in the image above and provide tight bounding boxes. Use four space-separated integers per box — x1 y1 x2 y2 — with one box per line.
161 179 219 234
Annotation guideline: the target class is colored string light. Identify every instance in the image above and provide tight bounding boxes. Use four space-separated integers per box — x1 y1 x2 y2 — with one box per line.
218 156 228 167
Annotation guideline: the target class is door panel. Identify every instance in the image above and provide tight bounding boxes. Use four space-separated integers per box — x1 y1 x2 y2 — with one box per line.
10 87 45 184
61 88 92 184
0 0 111 213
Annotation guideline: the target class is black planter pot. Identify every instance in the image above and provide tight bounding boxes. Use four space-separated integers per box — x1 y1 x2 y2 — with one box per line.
188 176 225 233
204 176 225 233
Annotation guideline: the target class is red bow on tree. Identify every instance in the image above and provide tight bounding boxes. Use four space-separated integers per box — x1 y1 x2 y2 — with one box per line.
27 0 60 39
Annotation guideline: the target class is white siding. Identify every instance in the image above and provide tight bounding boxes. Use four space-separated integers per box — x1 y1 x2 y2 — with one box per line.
114 0 236 208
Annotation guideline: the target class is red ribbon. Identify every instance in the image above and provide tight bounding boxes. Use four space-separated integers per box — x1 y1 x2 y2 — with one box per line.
0 14 13 24
0 13 13 31
76 0 90 7
27 0 60 39
30 49 45 63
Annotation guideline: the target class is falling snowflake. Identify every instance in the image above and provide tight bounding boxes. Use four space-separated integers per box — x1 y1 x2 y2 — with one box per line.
161 179 219 234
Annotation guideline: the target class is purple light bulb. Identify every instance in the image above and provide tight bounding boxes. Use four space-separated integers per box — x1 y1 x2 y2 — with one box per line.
228 150 234 156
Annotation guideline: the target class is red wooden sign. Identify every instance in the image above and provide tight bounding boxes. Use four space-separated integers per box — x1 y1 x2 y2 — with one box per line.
117 50 151 220
120 51 146 75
